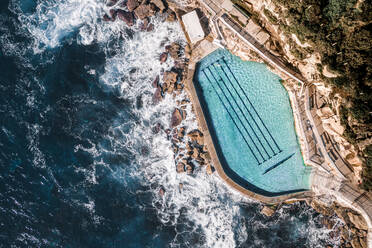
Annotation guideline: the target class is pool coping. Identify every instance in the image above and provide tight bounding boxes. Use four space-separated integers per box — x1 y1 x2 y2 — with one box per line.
185 58 314 204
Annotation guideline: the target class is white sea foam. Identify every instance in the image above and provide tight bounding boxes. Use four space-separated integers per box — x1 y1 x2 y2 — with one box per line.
7 0 342 246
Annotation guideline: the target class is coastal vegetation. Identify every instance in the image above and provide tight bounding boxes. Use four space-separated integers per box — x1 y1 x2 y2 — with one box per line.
268 0 372 190
236 0 371 190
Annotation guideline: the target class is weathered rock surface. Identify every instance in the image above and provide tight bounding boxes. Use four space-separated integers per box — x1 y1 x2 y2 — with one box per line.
261 206 275 217
117 10 134 26
165 42 181 60
171 108 183 127
160 52 168 63
347 212 368 230
127 0 140 11
134 4 154 20
176 162 185 173
206 164 215 175
151 0 166 12
163 71 178 85
152 75 159 88
187 130 204 145
166 10 176 22
153 87 163 104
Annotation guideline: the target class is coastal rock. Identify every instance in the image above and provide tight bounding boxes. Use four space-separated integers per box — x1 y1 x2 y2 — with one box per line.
160 52 168 63
310 201 334 216
191 147 199 159
151 0 166 12
134 4 153 20
127 0 140 11
206 164 215 175
165 42 181 60
152 75 159 88
176 162 186 173
166 10 176 22
185 163 194 174
117 10 134 26
187 130 204 145
177 127 185 139
347 212 368 230
163 71 178 85
171 108 183 127
158 187 165 197
261 206 275 217
140 18 154 32
109 9 118 20
152 122 163 134
351 237 363 248
153 87 163 104
103 14 111 22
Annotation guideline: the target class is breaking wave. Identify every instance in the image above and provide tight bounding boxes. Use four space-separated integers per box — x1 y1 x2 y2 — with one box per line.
0 0 342 247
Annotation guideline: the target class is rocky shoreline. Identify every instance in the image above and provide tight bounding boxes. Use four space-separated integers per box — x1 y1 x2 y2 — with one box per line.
102 0 368 247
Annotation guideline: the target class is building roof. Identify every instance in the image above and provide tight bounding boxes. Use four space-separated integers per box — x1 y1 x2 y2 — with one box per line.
182 11 205 44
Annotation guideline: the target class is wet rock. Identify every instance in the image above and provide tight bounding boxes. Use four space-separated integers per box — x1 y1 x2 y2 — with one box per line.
166 10 176 22
151 0 165 12
146 23 154 32
158 187 165 197
152 122 163 134
103 14 112 22
176 162 185 173
163 71 178 85
206 164 215 175
134 4 153 20
109 9 118 20
351 237 363 248
185 163 194 174
117 10 134 26
127 0 140 11
310 200 334 216
179 183 183 190
347 212 368 230
200 151 211 162
187 130 204 145
177 127 185 139
160 52 168 63
359 237 367 248
153 87 163 104
152 75 159 88
261 206 275 217
171 108 183 127
165 42 181 60
191 147 199 159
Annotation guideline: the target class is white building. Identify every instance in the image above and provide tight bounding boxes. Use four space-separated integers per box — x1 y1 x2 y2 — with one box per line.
182 10 205 44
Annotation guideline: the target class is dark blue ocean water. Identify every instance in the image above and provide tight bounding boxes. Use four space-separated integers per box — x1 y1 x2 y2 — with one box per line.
0 0 341 247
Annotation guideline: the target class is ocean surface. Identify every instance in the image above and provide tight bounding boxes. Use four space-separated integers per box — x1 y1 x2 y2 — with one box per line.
0 0 341 247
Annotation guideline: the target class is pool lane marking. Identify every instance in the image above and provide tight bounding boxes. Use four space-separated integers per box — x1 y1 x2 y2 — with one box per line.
203 68 266 163
201 70 262 164
220 57 282 153
210 62 273 159
262 153 295 175
215 59 278 156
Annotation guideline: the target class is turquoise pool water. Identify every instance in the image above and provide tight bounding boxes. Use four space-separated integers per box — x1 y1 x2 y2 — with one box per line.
194 49 311 196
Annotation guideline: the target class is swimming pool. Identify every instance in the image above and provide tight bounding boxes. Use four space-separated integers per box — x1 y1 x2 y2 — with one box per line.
194 49 311 196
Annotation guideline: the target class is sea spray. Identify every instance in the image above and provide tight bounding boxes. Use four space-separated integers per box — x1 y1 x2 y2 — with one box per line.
0 0 344 247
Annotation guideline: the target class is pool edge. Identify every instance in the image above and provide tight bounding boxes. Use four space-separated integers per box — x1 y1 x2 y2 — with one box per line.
185 58 314 204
